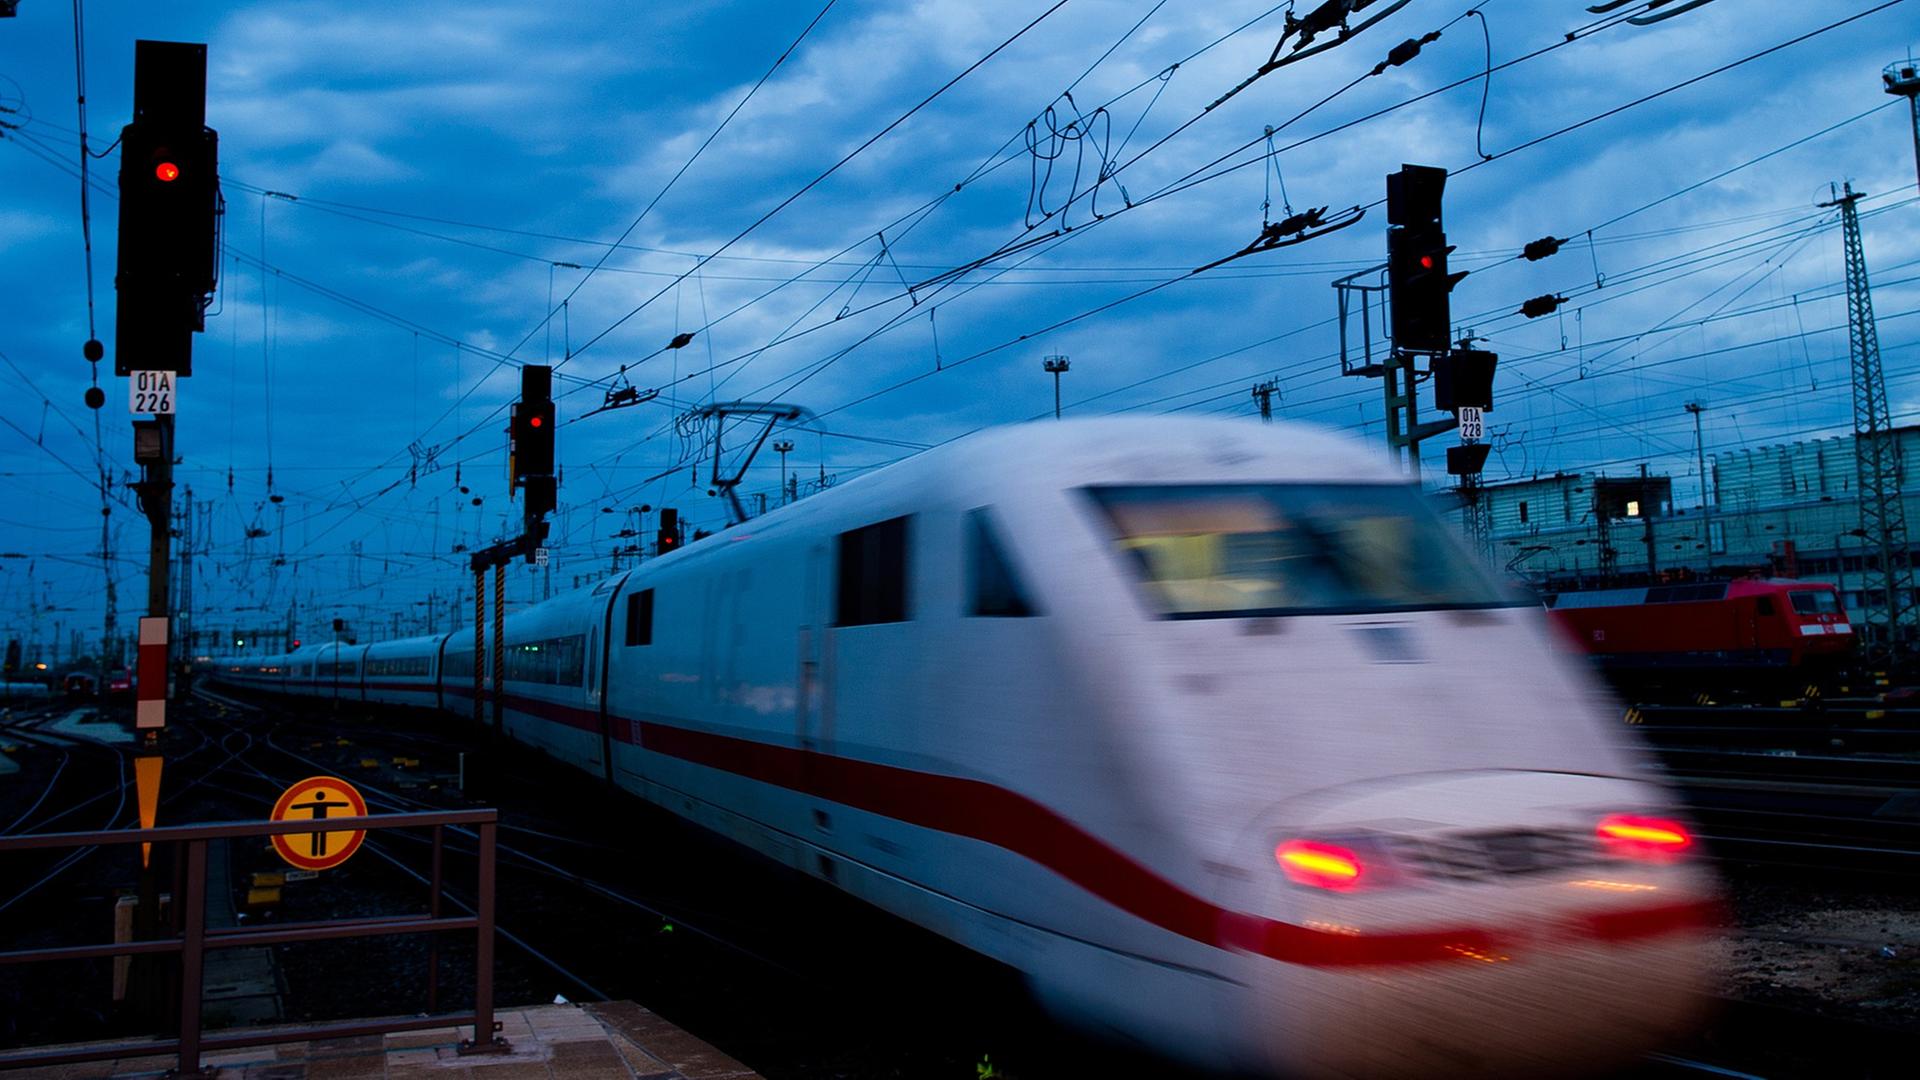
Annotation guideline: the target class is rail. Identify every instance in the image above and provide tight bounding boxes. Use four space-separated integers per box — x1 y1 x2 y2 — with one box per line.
0 808 509 1073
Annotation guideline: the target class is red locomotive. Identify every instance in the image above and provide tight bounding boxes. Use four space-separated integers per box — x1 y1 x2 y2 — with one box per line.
1543 578 1854 692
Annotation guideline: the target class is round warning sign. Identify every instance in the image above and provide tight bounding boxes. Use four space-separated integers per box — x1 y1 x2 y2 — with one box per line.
269 776 368 871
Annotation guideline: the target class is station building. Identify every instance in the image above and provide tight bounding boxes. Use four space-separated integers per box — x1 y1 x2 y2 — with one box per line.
1468 425 1920 645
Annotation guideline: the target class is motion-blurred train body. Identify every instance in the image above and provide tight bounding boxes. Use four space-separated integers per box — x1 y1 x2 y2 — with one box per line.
215 418 1717 1076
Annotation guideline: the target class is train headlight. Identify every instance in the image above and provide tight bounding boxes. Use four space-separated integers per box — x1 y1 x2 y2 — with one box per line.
1275 837 1409 891
1596 814 1691 861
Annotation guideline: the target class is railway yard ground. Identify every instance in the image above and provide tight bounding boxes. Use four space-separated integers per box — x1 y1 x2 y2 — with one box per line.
2 689 1918 1079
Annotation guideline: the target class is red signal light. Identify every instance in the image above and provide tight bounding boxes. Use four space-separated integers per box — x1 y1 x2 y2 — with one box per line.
529 415 543 428
155 161 181 182
1419 254 1435 270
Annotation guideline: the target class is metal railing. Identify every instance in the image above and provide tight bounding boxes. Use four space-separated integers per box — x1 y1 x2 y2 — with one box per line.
0 809 509 1072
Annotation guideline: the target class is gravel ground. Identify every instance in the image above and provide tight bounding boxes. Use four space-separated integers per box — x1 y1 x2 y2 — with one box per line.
1710 868 1920 1032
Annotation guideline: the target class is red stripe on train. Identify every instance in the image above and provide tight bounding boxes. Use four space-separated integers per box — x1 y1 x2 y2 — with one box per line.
333 684 1718 969
625 719 1716 968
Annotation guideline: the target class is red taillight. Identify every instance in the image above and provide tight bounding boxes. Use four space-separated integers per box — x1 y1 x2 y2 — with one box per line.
1597 814 1690 859
1276 839 1364 891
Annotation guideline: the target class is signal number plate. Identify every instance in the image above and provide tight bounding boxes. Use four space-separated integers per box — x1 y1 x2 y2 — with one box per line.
130 371 176 415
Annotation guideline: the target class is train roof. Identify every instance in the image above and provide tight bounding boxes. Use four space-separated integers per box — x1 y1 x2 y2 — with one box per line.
928 416 1402 485
1544 578 1835 609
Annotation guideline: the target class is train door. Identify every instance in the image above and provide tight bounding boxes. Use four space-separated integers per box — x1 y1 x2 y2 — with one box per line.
1739 595 1771 652
583 620 606 776
595 586 620 785
797 542 834 750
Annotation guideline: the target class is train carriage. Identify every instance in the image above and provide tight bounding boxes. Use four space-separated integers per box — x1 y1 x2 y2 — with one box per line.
213 418 1719 1077
495 581 617 770
361 636 443 710
1545 578 1854 695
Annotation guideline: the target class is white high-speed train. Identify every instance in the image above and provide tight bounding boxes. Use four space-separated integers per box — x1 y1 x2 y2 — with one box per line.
214 418 1718 1076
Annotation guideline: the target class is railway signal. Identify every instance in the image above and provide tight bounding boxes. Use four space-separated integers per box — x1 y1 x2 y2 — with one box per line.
510 365 555 485
1432 348 1497 414
1385 164 1464 353
510 364 557 540
657 508 680 555
115 41 220 377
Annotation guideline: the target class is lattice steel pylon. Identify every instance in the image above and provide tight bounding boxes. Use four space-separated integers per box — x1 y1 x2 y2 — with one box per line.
1822 182 1913 658
1458 478 1492 561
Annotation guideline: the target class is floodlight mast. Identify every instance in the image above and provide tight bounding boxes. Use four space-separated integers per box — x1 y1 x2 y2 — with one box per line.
1886 58 1920 192
1042 356 1070 419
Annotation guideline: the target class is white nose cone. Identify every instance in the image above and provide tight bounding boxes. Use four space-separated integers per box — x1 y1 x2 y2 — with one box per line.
1239 771 1718 1077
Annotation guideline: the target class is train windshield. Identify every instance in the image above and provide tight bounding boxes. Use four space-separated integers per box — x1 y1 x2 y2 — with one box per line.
1789 589 1841 615
1088 483 1516 618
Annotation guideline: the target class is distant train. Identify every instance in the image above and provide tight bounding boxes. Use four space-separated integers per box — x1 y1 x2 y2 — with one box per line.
213 418 1718 1077
1544 578 1854 693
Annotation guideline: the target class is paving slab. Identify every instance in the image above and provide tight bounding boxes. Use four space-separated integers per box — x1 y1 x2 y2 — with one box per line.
0 1002 761 1079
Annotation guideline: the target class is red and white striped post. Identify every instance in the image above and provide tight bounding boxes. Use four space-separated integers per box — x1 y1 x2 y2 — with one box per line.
136 616 168 732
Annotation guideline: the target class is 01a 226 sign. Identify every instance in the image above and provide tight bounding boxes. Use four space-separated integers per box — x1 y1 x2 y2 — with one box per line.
130 370 176 415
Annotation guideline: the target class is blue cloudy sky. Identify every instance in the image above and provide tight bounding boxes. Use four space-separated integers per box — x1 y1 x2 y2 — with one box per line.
2 0 1917 655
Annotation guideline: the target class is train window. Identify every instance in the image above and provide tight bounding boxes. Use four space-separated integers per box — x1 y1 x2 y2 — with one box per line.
626 589 655 646
836 516 910 626
365 655 431 677
1790 590 1840 615
443 647 476 679
504 635 586 686
967 509 1037 617
1756 597 1775 616
1086 484 1517 619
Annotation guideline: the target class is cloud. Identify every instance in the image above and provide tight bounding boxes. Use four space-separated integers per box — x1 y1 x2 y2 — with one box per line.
3 0 1914 637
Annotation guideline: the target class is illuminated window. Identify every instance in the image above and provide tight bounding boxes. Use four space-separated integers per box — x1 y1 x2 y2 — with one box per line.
504 635 585 686
1087 484 1515 619
1625 500 1641 517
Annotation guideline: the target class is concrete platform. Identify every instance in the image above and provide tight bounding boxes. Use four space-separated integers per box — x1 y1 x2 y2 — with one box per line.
7 1002 760 1079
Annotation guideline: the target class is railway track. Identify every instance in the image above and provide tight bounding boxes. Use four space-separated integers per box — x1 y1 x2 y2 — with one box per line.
184 688 1120 1080
1606 700 1920 876
6 688 1911 1076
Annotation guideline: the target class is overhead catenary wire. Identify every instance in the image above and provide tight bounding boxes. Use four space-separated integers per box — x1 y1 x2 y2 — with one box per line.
7 0 1904 626
533 71 1912 549
556 1 1075 369
505 0 842 365
604 0 1880 432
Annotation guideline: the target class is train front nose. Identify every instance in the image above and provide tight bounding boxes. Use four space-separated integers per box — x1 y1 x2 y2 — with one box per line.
1247 921 1716 1077
1229 771 1720 1078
